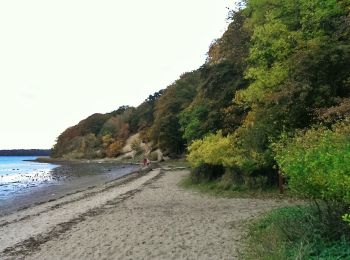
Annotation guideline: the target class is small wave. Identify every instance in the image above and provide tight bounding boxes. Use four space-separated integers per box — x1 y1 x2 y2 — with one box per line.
0 170 54 185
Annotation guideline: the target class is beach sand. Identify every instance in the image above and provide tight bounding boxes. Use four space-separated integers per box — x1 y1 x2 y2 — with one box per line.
0 168 288 259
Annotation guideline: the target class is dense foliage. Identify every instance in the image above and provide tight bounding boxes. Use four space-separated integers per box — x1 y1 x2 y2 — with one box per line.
53 0 350 193
188 0 350 185
191 3 350 249
52 1 350 255
52 8 251 159
187 0 350 250
53 0 350 189
150 71 200 156
245 206 350 259
273 120 350 206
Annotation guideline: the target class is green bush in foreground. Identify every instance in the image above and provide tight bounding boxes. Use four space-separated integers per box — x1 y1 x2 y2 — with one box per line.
245 206 350 260
273 120 350 205
343 214 350 227
273 120 350 237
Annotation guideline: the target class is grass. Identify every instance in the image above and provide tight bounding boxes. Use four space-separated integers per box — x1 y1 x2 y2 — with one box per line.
243 205 350 259
159 158 189 168
179 174 298 200
179 169 350 259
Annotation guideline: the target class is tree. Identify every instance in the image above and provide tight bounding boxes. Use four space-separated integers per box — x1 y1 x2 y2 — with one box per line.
151 71 200 155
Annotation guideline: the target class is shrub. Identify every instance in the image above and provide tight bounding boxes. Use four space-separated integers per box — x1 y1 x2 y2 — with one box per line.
244 205 350 260
273 119 350 206
343 214 350 226
189 164 224 183
216 169 242 190
187 131 235 168
130 138 143 155
187 131 254 171
243 175 268 190
273 120 350 238
187 131 276 188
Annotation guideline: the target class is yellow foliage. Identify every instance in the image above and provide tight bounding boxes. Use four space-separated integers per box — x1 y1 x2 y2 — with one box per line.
106 139 124 157
102 134 113 148
187 131 237 168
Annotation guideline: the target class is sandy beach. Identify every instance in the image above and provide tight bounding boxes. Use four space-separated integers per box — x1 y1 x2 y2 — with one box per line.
0 168 287 259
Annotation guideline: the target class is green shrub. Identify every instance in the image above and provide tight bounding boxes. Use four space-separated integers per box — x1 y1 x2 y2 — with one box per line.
243 175 268 190
187 131 260 175
244 206 350 260
216 170 240 190
343 214 350 226
273 120 350 206
189 164 224 183
187 130 276 190
187 131 235 168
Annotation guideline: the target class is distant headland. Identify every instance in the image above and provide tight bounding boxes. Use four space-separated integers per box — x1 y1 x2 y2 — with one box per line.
0 149 51 156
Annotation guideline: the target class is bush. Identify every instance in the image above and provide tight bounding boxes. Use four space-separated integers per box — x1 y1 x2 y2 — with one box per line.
343 214 350 227
187 131 235 168
217 169 241 190
273 120 350 206
187 130 277 189
243 175 268 190
187 131 256 171
272 120 350 239
130 138 143 156
190 164 225 183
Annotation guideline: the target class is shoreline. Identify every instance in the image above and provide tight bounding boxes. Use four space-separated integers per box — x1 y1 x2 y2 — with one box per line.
0 166 152 219
0 161 144 217
28 156 141 165
0 168 290 259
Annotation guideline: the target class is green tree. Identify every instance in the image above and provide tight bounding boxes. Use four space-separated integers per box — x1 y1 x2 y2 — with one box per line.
151 71 200 155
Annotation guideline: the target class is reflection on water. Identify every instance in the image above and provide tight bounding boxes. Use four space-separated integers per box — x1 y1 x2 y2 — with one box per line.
0 156 58 200
0 157 139 215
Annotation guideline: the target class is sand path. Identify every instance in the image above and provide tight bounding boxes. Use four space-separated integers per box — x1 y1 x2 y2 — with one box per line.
1 169 286 259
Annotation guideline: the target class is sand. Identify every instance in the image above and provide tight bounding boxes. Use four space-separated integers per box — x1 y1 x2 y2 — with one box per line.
0 168 288 259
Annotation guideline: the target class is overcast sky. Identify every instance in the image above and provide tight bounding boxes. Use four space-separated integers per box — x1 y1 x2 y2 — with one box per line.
0 0 238 149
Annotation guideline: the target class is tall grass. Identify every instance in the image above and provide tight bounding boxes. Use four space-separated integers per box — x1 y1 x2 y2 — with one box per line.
244 205 350 259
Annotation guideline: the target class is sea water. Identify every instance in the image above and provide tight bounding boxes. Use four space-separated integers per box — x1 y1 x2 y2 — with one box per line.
0 156 58 200
0 156 139 215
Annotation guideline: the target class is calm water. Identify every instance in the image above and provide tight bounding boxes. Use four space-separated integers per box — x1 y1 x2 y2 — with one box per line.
0 156 139 215
0 156 58 199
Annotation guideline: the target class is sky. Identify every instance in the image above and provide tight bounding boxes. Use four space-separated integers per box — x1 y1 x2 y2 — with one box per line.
0 0 238 149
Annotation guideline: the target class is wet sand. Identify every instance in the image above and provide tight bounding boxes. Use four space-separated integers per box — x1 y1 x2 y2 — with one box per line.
0 168 289 259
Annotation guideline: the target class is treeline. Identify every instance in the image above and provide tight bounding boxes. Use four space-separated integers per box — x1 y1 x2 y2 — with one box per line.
0 149 51 156
52 0 350 184
53 0 350 255
51 92 163 158
188 0 350 187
